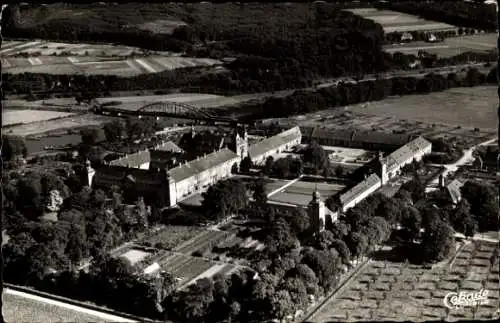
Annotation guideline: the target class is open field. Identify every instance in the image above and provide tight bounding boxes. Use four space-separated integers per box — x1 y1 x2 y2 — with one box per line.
3 290 117 323
348 86 497 130
2 109 77 126
4 113 115 137
312 241 500 322
346 8 456 34
139 225 203 250
384 33 497 57
268 180 346 207
274 86 496 151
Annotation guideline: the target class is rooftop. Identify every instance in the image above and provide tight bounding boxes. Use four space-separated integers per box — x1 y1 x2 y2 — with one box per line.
109 149 151 168
446 179 464 205
339 173 381 206
386 136 432 172
152 140 184 153
167 148 239 183
249 126 301 158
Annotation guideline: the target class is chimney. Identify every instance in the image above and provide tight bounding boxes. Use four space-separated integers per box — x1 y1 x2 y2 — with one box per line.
439 173 446 188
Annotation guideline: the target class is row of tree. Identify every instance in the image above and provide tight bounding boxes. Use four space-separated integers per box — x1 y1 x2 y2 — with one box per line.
241 67 496 120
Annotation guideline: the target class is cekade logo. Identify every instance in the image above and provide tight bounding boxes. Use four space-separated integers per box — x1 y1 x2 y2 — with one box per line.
443 289 490 309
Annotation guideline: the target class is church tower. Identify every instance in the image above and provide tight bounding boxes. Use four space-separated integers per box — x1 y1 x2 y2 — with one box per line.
377 151 388 185
84 159 95 188
233 124 249 158
308 189 326 234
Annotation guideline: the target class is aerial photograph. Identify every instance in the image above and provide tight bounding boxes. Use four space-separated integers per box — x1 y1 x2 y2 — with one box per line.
1 1 499 322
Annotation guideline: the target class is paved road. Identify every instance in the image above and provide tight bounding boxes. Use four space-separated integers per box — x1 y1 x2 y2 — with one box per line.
426 137 497 192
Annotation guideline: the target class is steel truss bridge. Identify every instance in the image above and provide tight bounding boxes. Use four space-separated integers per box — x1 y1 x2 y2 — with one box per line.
94 101 252 125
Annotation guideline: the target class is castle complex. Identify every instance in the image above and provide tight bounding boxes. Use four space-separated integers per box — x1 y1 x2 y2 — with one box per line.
84 125 302 207
83 124 431 233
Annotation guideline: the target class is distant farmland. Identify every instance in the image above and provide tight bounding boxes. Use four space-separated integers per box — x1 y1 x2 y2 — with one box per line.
346 8 456 34
1 40 222 76
384 33 497 57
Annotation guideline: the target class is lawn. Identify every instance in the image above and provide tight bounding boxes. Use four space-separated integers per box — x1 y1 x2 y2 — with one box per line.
2 109 77 126
312 241 500 322
140 225 203 250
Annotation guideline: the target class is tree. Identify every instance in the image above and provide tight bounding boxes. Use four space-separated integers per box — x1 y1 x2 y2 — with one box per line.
450 199 477 238
331 239 351 267
103 120 125 142
420 219 455 263
375 197 402 228
266 218 299 254
346 231 368 261
252 177 268 205
65 222 88 267
240 156 253 173
284 208 310 239
400 206 422 241
461 181 499 231
303 141 330 173
329 220 351 240
80 128 100 146
400 176 426 202
202 179 248 221
301 248 340 291
264 156 274 175
270 290 294 320
290 263 320 296
2 135 28 161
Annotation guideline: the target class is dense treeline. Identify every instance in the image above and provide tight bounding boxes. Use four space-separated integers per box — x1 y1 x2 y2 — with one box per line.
3 51 497 99
375 1 497 32
241 67 497 120
3 3 388 83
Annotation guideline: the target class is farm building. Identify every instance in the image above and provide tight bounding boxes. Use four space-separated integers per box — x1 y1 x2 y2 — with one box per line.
384 136 432 182
85 125 303 207
301 126 412 152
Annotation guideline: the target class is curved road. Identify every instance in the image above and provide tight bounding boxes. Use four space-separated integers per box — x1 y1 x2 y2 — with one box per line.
426 137 497 192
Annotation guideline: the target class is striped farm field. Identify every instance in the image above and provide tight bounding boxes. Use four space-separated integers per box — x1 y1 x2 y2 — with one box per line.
2 54 222 76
